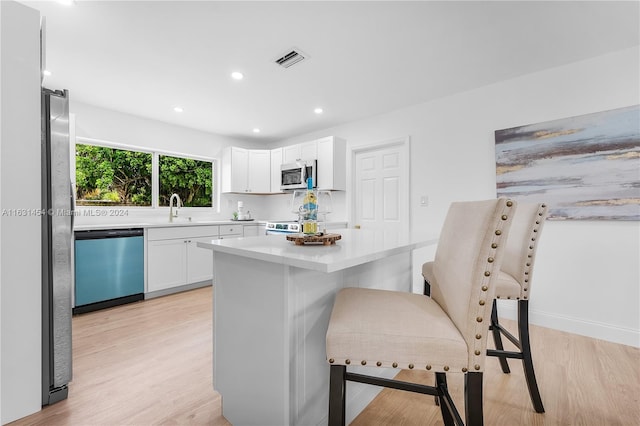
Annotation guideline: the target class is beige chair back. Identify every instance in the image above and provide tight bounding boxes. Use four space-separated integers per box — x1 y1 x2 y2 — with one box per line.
500 203 548 299
431 198 515 371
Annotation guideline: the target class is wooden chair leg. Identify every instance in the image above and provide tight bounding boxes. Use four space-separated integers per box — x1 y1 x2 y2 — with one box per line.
436 372 455 426
490 299 510 374
328 365 346 425
518 300 545 413
424 278 431 297
464 372 484 426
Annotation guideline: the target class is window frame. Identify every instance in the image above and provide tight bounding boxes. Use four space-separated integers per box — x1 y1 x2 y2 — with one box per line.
157 153 215 208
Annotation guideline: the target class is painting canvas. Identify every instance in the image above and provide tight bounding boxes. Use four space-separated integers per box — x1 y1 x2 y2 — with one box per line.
495 105 640 220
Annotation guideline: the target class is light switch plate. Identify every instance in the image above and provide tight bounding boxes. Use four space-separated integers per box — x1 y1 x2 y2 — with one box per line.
420 195 429 207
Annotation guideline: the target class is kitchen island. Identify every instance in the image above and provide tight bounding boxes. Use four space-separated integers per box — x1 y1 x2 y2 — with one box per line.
198 229 438 425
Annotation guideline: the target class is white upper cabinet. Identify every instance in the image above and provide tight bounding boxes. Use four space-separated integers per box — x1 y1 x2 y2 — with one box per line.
316 136 346 190
282 145 300 164
221 147 270 193
224 137 346 194
300 141 318 162
270 147 283 193
247 150 271 193
283 140 318 163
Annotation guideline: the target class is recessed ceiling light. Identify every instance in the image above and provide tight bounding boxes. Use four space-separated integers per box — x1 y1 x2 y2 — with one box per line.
56 0 75 5
314 107 323 114
43 70 52 76
231 72 244 80
173 106 184 113
252 128 261 133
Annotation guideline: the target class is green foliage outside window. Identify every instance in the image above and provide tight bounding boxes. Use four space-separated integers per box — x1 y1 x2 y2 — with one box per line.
75 144 214 208
159 155 213 207
76 144 152 206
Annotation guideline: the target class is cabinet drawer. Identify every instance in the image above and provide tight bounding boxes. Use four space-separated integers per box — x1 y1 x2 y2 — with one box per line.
147 225 219 241
219 224 242 236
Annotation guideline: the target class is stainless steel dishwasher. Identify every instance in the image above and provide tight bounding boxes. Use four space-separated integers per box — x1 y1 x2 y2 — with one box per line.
73 228 144 314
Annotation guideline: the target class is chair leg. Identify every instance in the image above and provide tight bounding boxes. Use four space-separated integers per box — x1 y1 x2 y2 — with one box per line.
490 299 510 374
464 372 484 426
436 372 455 426
328 365 346 426
518 300 545 413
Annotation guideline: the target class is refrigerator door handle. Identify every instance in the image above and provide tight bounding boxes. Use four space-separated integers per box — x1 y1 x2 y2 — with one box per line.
42 88 73 405
70 182 75 231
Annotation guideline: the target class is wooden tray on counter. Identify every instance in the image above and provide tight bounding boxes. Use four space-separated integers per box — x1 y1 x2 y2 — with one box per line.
286 233 342 246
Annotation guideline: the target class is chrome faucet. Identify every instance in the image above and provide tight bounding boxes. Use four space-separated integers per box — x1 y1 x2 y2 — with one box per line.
169 193 182 222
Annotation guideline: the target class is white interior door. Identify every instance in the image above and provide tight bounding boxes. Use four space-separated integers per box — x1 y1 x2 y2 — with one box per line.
352 137 410 238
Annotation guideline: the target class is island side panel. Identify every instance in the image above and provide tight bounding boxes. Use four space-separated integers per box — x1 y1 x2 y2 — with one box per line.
289 251 413 425
288 266 345 426
343 250 413 292
212 251 290 426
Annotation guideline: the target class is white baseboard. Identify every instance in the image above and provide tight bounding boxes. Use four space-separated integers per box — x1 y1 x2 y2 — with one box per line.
496 301 640 348
144 280 211 299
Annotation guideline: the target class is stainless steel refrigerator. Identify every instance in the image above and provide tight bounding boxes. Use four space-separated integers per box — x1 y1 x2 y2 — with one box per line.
41 87 73 405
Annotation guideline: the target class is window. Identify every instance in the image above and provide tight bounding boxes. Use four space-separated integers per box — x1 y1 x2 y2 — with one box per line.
158 155 213 207
75 140 215 209
75 144 152 206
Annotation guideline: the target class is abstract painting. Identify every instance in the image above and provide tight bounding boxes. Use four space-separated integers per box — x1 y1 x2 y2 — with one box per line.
495 105 639 220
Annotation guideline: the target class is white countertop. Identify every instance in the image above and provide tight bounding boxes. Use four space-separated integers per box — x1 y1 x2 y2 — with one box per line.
73 219 265 231
73 220 347 232
197 228 438 273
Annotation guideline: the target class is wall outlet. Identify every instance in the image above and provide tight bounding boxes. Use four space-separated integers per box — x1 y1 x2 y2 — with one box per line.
420 195 429 207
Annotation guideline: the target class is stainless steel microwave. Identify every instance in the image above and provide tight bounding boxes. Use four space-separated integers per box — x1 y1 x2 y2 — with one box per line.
280 160 317 190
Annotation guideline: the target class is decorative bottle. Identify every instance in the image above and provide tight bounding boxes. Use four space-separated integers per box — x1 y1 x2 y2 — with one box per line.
302 177 318 235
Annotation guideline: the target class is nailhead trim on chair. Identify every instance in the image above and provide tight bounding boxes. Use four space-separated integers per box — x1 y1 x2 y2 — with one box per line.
494 203 548 301
469 198 514 372
329 357 474 372
519 204 547 300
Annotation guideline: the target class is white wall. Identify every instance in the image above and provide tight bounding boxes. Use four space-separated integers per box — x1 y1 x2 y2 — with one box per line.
275 47 640 347
262 191 348 223
0 1 43 423
72 101 263 158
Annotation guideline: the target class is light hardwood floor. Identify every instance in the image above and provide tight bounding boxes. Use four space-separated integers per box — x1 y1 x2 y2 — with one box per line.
10 286 640 425
12 286 229 426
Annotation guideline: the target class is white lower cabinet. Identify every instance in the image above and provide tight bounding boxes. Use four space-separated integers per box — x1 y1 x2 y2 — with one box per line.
146 223 265 295
147 238 189 292
147 226 219 293
242 224 261 237
187 236 218 283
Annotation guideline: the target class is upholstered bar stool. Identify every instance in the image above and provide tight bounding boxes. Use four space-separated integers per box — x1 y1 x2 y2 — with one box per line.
326 198 516 426
422 202 548 413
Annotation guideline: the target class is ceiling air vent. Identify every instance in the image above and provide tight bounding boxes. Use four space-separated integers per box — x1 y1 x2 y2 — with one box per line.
274 48 308 69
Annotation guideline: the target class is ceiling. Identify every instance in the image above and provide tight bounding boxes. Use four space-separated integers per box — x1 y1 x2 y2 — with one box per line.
22 1 640 143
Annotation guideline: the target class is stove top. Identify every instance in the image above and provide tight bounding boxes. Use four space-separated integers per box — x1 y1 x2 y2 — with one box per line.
265 221 301 233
